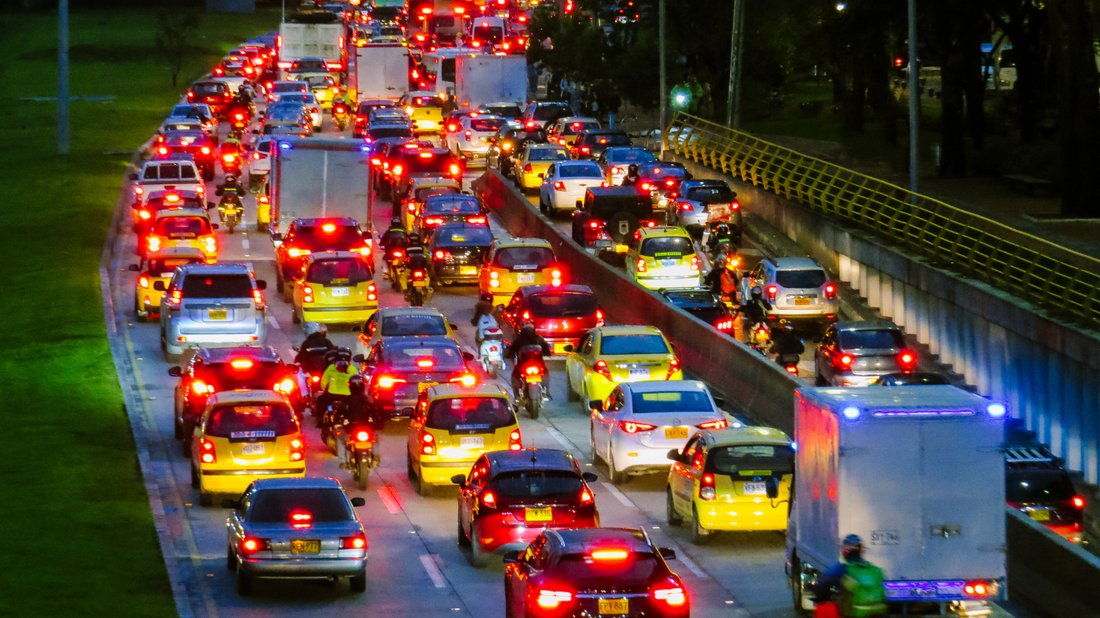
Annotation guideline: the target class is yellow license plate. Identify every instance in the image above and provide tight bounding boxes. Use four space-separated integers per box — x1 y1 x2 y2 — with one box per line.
525 507 552 522
208 310 228 320
553 342 570 353
418 382 437 393
598 598 629 615
1029 510 1051 521
460 266 478 275
291 540 321 554
665 427 689 439
794 298 812 306
412 280 428 287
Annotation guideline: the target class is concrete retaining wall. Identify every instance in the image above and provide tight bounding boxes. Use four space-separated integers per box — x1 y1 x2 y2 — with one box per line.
671 154 1100 484
1006 508 1100 617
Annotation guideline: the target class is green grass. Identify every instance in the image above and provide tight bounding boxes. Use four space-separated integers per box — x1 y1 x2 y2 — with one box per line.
0 8 279 616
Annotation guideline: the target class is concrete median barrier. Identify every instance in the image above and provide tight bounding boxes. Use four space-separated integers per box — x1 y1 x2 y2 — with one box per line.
1006 507 1100 617
471 169 801 434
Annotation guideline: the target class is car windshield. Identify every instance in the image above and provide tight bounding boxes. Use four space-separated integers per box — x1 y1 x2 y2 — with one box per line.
608 149 657 163
181 273 253 298
528 149 569 162
600 334 668 355
426 397 513 430
470 118 505 132
205 404 297 438
272 82 307 93
630 390 713 413
555 553 659 586
707 444 794 475
484 105 522 117
306 258 372 285
491 470 582 499
388 344 466 371
409 96 443 108
247 488 354 523
1006 471 1077 502
839 329 905 349
148 257 203 276
357 102 394 114
527 292 596 318
295 225 362 249
370 126 414 139
585 133 630 146
685 185 735 203
557 163 603 178
425 199 479 214
192 82 226 95
533 104 570 120
154 216 211 237
304 75 335 88
434 227 493 246
380 314 447 336
199 361 285 390
415 186 460 201
774 269 827 289
640 236 692 258
494 246 555 268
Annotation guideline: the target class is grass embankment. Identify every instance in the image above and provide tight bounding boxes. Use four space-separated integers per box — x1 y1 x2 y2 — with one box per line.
0 8 278 616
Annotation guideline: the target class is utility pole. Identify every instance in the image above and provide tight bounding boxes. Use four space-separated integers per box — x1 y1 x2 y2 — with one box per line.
726 0 745 128
908 0 918 194
58 0 70 155
658 0 666 155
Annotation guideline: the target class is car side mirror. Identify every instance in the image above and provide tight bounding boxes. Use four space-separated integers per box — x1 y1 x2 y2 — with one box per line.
563 345 574 353
582 472 598 482
211 223 220 230
351 497 366 507
658 547 677 560
462 351 476 361
129 173 139 181
537 173 544 179
765 477 780 500
589 400 603 413
713 397 725 408
256 280 268 290
353 354 366 363
128 264 141 272
451 474 467 488
666 448 683 463
502 550 522 564
153 281 167 291
272 232 283 242
207 202 217 209
167 366 182 377
292 345 301 352
449 321 459 330
221 498 240 509
252 129 259 134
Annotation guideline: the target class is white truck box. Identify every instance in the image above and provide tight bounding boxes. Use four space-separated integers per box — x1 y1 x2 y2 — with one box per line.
278 22 345 66
788 386 1007 612
454 54 526 110
267 137 371 240
353 44 408 100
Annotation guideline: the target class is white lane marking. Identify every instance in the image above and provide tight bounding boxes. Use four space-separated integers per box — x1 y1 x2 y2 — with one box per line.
241 237 250 250
377 486 403 514
245 261 254 272
601 482 634 507
267 315 281 330
545 425 575 450
676 551 708 579
420 554 447 588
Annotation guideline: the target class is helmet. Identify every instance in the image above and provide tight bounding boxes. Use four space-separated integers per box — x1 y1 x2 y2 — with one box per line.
335 360 350 372
521 321 536 334
408 232 422 245
225 174 236 183
841 534 863 561
335 347 352 361
348 374 365 393
305 322 328 336
390 217 402 228
627 164 639 174
480 292 493 303
750 286 762 300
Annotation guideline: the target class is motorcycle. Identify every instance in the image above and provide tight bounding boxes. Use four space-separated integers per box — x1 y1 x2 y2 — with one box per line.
476 315 505 378
515 345 548 420
384 247 407 289
332 98 350 132
217 191 244 234
339 422 380 490
220 151 242 177
747 322 771 354
706 222 737 254
775 353 800 375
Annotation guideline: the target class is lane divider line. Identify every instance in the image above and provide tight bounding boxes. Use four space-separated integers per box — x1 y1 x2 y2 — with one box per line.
241 237 249 250
420 554 447 588
544 425 575 450
600 482 635 507
378 486 403 514
675 551 708 579
267 314 281 331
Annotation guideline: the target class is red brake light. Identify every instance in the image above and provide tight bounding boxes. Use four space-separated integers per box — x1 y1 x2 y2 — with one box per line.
239 537 269 554
595 308 605 325
898 350 917 368
636 257 647 273
697 419 727 430
590 549 629 560
199 438 216 463
536 589 573 609
839 354 853 369
963 582 993 597
341 534 367 549
1072 496 1086 509
824 282 836 300
417 359 435 368
594 360 612 379
509 429 522 450
421 431 436 455
139 276 150 289
766 285 778 301
580 487 593 504
375 375 407 389
553 181 566 191
230 359 254 370
252 289 265 309
699 473 715 500
619 421 656 433
653 584 687 606
666 357 680 379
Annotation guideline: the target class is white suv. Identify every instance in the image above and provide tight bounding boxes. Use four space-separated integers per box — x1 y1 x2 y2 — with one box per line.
159 264 268 362
740 257 837 333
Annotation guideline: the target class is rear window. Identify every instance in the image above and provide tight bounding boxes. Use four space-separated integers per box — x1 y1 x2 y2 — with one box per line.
304 75 335 89
306 258 372 285
296 225 363 248
707 444 794 475
290 59 328 72
148 257 203 276
257 141 272 153
205 404 297 438
838 329 905 349
192 82 227 95
163 133 210 147
432 16 455 27
1006 471 1077 503
639 164 685 178
490 470 582 499
608 149 656 163
357 101 394 114
639 236 692 258
471 118 505 132
554 554 659 586
248 488 354 523
562 121 599 135
380 314 448 336
774 269 827 289
686 185 735 203
533 105 570 120
425 199 479 214
402 153 455 175
527 292 596 318
585 133 630 146
600 334 668 355
473 26 503 43
484 105 522 118
154 216 211 237
277 94 315 104
198 362 285 390
529 149 569 162
415 186 461 201
387 344 466 371
630 390 712 413
434 227 493 246
181 273 253 298
271 82 307 93
557 163 603 178
493 246 555 268
425 397 513 430
410 96 443 108
370 126 414 139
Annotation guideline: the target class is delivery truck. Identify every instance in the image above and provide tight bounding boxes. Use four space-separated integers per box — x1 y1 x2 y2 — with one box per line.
278 14 346 71
787 386 1007 616
454 54 526 110
353 44 408 101
267 136 372 242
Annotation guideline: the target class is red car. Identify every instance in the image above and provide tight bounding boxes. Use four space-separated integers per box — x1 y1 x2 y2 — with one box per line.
186 80 234 116
454 448 599 567
274 218 373 295
503 285 604 355
168 346 300 456
131 188 204 234
503 527 690 618
153 130 218 181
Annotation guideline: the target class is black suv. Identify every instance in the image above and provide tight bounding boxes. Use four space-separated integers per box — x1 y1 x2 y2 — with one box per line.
572 129 631 160
570 187 660 251
1005 445 1084 542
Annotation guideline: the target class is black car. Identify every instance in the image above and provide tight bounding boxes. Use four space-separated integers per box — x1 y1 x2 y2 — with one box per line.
416 194 485 241
1005 445 1085 542
571 186 660 250
487 125 549 174
660 289 735 333
572 129 631 160
521 101 574 130
428 223 494 285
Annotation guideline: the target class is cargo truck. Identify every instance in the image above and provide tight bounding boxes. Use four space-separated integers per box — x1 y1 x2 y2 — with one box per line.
454 54 526 110
267 136 371 243
352 44 408 101
278 13 346 71
787 386 1007 616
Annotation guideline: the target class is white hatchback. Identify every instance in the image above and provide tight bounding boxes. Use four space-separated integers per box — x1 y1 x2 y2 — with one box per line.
247 136 274 185
537 160 605 214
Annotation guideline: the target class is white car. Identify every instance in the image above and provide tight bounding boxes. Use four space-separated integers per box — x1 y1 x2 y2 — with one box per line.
446 114 506 163
590 380 728 484
210 75 249 96
267 80 308 102
247 136 275 185
273 92 323 129
537 160 605 214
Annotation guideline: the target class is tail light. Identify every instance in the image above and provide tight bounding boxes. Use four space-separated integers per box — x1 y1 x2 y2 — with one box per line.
392 164 403 176
666 357 680 379
252 289 265 309
253 152 261 160
289 437 304 461
579 487 593 504
697 419 727 430
524 365 542 377
167 289 182 308
273 378 295 394
148 236 161 252
824 283 837 300
223 154 236 163
553 181 566 191
139 276 150 289
412 269 426 281
258 196 269 205
636 257 647 273
689 255 699 272
766 285 778 301
448 164 461 176
535 590 573 609
302 285 314 304
619 421 655 433
374 375 407 389
551 269 562 286
786 365 799 375
580 146 591 155
467 216 486 224
715 319 734 331
652 582 687 606
434 250 452 260
287 247 311 258
963 582 994 597
1072 496 1086 509
367 282 377 301
640 182 653 191
524 164 533 172
594 360 612 379
421 432 436 455
596 308 605 326
199 438 216 463
191 380 211 396
699 473 716 500
239 537 270 554
837 354 853 370
481 491 497 508
898 350 917 369
665 179 677 187
186 90 194 100
340 534 367 550
425 217 444 226
509 429 522 450
392 250 404 259
450 374 477 386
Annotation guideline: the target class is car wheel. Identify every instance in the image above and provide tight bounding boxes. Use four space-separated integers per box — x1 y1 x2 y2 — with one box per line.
457 505 471 547
566 372 579 402
357 460 370 490
539 196 548 214
190 464 200 488
291 309 301 324
226 545 238 571
815 374 827 386
275 271 284 294
257 221 268 233
199 490 213 507
691 506 711 545
135 300 147 323
182 433 192 459
505 587 515 618
589 425 601 464
608 450 626 485
666 487 684 526
469 526 489 568
236 571 253 595
407 450 416 480
350 569 367 593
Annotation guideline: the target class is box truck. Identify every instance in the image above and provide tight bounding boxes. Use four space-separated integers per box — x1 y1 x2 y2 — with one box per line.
353 44 408 100
454 54 526 110
787 386 1007 616
267 137 372 241
278 15 346 71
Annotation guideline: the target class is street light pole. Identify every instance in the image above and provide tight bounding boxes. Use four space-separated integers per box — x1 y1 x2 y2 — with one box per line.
726 0 745 128
908 0 918 194
658 0 667 155
58 0 70 155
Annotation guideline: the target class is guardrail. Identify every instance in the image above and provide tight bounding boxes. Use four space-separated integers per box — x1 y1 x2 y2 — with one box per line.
664 113 1100 330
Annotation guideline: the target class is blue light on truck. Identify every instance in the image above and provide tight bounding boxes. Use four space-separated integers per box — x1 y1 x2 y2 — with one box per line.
871 409 974 417
986 404 1006 418
841 406 861 420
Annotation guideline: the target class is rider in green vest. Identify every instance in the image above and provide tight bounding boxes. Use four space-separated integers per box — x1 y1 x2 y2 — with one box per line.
812 534 888 617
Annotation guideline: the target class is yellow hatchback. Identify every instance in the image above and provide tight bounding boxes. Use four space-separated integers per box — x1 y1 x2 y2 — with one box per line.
299 72 341 109
145 208 217 262
624 226 700 290
564 325 682 410
515 144 571 191
131 246 206 322
407 384 522 496
666 426 793 544
190 390 306 507
291 251 378 327
401 177 462 231
399 91 445 134
478 239 563 306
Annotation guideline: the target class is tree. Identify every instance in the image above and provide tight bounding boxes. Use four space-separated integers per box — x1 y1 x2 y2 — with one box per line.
985 0 1048 143
154 10 202 87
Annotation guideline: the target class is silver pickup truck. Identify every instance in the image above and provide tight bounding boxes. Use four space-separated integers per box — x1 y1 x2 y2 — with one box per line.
128 157 206 209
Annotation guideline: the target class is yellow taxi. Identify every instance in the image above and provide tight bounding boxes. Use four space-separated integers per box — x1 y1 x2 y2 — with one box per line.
564 325 682 410
407 384 521 496
515 144 571 191
131 247 206 322
190 390 306 507
398 91 445 134
356 307 459 355
299 72 342 109
291 251 379 326
624 226 700 290
256 189 271 233
401 177 462 231
145 208 217 262
666 425 793 543
478 239 563 306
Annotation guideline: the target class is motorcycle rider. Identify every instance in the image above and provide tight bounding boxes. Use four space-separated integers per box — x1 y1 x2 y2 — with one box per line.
379 218 410 257
736 286 771 328
471 291 501 328
317 348 359 424
331 374 383 463
770 320 804 367
811 535 888 618
235 83 254 106
503 322 552 399
620 164 641 187
400 234 433 297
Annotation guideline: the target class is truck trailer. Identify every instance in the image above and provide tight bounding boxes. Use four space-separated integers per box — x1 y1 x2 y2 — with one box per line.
352 44 408 101
278 15 346 71
267 136 372 242
454 54 526 110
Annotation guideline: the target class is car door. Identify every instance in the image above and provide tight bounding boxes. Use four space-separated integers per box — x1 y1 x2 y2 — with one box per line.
592 387 625 458
565 331 591 393
459 456 489 537
577 331 599 397
670 437 703 513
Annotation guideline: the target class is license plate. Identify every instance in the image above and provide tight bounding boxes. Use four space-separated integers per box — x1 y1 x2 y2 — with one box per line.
660 260 678 268
291 540 321 554
628 367 649 380
665 427 689 439
418 382 437 393
241 443 265 455
793 297 812 306
552 342 570 353
459 436 484 449
1029 509 1051 521
743 482 766 495
598 598 629 615
525 507 552 522
208 309 228 320
330 287 350 297
412 280 428 287
525 375 541 384
708 204 730 220
460 266 478 275
517 273 535 284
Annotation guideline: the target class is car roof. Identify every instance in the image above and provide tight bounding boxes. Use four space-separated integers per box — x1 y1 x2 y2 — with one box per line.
834 320 900 332
386 336 461 351
701 425 790 447
205 389 286 406
377 306 446 317
551 528 652 554
559 116 598 123
178 262 253 275
661 289 719 304
585 186 648 198
594 325 662 337
768 257 822 270
492 238 552 249
305 250 363 263
293 217 359 227
637 226 691 238
252 477 344 491
557 159 601 166
520 284 592 295
623 379 710 394
425 383 508 400
410 177 461 187
680 179 728 188
196 346 282 363
147 246 207 260
486 448 578 475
